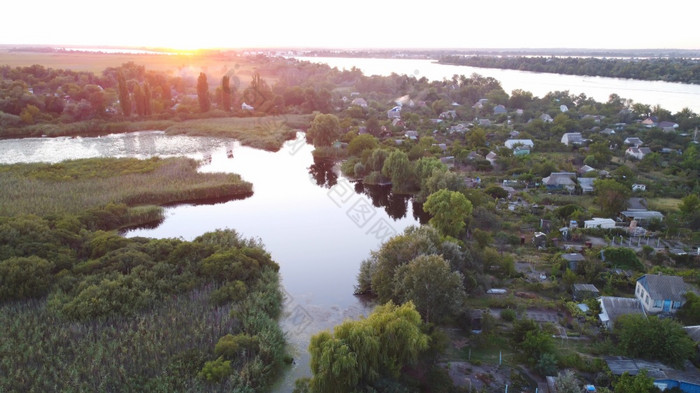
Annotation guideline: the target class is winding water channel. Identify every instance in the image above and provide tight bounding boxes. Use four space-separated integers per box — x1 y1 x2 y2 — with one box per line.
0 131 423 391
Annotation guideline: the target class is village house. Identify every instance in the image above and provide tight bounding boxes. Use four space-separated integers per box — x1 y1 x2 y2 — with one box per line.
598 296 647 330
478 118 491 127
620 209 664 224
472 98 488 109
404 130 418 140
485 151 498 166
578 178 595 193
387 106 401 119
625 146 652 160
635 274 692 314
562 252 586 271
540 113 554 123
493 104 507 115
561 132 585 146
351 97 368 108
542 172 576 191
624 137 644 147
632 183 647 192
657 121 679 132
584 218 616 229
439 110 457 120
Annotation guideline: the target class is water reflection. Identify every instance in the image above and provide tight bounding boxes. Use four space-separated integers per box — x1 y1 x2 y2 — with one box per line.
352 181 430 224
307 157 338 188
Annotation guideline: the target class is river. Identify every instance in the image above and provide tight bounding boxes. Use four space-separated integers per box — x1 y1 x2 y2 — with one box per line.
295 56 700 113
0 131 423 392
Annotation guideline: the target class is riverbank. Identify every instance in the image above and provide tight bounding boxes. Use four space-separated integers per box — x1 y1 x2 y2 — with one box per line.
0 114 311 152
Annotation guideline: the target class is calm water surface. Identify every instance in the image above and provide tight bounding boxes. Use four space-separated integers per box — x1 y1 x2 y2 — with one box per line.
296 56 700 113
0 131 422 392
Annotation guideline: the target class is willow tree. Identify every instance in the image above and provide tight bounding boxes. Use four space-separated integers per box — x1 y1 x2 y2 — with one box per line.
306 302 428 393
423 189 473 238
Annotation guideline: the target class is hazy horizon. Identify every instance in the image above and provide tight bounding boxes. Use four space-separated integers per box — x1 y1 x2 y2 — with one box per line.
3 0 699 51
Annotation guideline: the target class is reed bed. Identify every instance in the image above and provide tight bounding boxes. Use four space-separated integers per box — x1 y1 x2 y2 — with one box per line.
0 157 252 217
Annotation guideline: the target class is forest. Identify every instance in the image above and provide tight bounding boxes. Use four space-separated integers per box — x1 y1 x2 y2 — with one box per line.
439 55 700 84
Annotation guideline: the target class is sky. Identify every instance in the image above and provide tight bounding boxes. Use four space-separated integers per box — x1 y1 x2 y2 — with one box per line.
3 0 699 50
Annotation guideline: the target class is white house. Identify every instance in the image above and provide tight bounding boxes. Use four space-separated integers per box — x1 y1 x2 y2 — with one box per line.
584 218 616 229
624 137 644 147
635 274 692 314
485 151 498 166
632 184 647 192
504 139 534 149
241 102 254 111
560 104 569 112
540 113 554 123
625 147 652 160
561 132 584 146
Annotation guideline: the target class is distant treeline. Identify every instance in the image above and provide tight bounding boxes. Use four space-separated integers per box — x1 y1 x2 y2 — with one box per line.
439 55 700 84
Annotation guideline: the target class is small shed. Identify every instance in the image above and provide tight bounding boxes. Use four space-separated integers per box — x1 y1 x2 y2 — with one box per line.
562 253 586 271
573 284 600 301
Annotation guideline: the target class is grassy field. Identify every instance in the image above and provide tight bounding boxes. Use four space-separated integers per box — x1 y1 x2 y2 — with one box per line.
0 157 252 218
647 197 682 213
0 50 268 85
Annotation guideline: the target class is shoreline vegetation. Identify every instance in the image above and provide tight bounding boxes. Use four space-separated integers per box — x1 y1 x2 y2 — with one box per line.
439 55 700 85
0 114 311 152
0 157 253 228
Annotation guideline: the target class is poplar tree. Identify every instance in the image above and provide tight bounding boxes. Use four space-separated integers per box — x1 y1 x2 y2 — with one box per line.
117 71 131 116
221 75 231 112
144 82 152 115
197 72 211 112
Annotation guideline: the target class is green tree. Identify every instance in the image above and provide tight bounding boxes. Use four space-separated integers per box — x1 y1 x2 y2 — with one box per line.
347 134 378 156
594 179 631 217
0 256 54 301
520 329 555 363
613 370 659 393
615 314 695 367
676 292 700 326
381 150 414 192
117 71 131 116
221 75 232 112
679 194 700 216
394 255 465 323
197 72 211 112
423 189 473 238
307 113 340 147
307 302 428 393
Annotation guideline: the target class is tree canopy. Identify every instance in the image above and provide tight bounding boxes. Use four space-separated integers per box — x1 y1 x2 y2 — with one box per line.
306 301 429 393
615 314 695 367
423 189 473 238
307 113 340 147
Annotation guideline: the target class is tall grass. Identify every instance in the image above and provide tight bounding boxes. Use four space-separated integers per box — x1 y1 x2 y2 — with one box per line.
0 278 284 392
0 157 252 217
165 114 311 151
